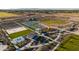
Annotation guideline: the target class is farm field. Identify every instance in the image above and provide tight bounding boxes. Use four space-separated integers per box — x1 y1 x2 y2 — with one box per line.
56 34 79 51
0 12 18 18
9 29 33 39
40 19 67 26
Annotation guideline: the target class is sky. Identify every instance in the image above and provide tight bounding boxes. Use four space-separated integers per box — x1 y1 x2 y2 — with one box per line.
0 0 79 9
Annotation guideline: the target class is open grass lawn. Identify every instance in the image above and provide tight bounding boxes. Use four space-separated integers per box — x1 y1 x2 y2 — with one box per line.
9 29 32 39
56 34 79 51
0 12 18 18
40 19 67 26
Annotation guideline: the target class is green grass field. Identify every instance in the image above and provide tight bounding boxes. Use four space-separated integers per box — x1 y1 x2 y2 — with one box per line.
40 19 67 26
56 34 79 51
9 29 33 39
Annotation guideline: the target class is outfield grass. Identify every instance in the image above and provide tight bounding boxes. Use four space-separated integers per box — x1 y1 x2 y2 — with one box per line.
40 19 67 26
56 34 79 51
9 29 32 39
0 12 18 17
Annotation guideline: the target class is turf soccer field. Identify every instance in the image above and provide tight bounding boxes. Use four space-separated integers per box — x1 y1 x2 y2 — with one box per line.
9 29 33 39
56 34 79 51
